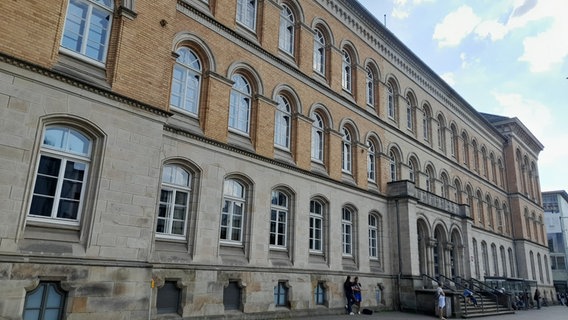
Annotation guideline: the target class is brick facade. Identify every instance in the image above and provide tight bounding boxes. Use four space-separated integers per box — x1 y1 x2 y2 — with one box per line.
0 0 554 318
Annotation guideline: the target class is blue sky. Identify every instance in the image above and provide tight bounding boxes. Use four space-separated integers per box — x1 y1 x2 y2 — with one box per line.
358 0 568 192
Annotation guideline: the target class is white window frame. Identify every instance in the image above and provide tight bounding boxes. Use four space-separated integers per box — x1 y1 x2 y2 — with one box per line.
387 84 395 119
170 47 202 115
311 113 324 162
369 214 378 259
389 151 397 182
156 165 191 239
220 179 246 244
309 200 324 253
341 127 352 173
313 29 325 74
366 67 374 106
406 100 413 129
270 190 288 248
229 74 252 135
28 126 91 226
274 95 291 150
278 5 294 55
60 0 114 65
367 141 376 182
236 0 257 31
341 50 352 92
342 207 353 256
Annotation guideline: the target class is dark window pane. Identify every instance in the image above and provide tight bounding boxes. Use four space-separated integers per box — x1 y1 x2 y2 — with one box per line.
33 176 58 196
61 180 82 200
64 161 85 180
38 156 61 176
57 199 79 219
30 196 54 217
157 281 180 314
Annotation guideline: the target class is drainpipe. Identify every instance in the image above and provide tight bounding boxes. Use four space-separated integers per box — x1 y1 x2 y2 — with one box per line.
396 199 402 311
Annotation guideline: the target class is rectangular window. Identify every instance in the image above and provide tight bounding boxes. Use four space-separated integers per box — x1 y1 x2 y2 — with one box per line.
157 281 181 315
236 0 257 31
314 282 325 305
61 0 113 64
223 281 241 310
274 282 288 307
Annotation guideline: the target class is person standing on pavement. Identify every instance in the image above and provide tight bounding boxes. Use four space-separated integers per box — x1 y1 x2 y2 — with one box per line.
436 283 447 320
344 276 355 315
534 288 541 309
352 276 362 314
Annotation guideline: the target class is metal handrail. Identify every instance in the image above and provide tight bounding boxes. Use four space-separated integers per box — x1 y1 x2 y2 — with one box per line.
437 275 484 316
470 278 513 312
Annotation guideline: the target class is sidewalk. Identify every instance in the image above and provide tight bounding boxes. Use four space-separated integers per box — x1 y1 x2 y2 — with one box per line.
293 305 568 319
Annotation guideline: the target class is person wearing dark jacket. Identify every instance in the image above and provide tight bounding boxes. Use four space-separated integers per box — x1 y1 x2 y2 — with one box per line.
344 276 355 315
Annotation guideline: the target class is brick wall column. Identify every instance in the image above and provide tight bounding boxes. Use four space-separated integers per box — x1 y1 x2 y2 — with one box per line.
293 113 313 170
252 94 276 158
354 142 368 189
202 71 233 143
327 129 342 180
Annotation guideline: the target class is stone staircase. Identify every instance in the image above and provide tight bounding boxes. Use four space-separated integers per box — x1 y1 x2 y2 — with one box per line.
459 294 515 318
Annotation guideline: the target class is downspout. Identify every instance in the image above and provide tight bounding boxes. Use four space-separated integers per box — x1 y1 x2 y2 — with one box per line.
396 198 402 311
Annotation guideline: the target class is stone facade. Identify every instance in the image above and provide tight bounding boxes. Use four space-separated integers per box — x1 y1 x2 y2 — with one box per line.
0 0 554 319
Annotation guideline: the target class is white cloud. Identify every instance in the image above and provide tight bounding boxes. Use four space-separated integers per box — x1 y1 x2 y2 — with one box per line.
475 20 508 41
492 92 551 139
433 6 480 47
440 72 455 86
392 0 436 20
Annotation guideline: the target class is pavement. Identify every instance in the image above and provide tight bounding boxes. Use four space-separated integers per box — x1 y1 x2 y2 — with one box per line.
293 305 568 319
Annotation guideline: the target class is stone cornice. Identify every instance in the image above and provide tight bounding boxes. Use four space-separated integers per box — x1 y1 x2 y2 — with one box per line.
0 52 172 118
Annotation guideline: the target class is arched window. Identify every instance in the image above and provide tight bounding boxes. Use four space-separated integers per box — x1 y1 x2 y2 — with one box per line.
425 165 434 192
309 199 324 253
387 83 395 119
341 50 352 92
490 153 497 183
366 67 374 106
544 255 550 283
367 140 376 182
29 126 92 224
462 132 469 166
530 251 536 280
342 207 354 256
61 0 114 63
472 140 479 172
440 173 449 199
408 158 416 183
341 127 352 173
311 113 324 162
450 124 458 158
368 214 379 259
537 253 544 282
481 147 488 177
270 190 289 248
473 238 480 279
220 178 246 244
508 248 516 277
274 95 291 149
486 195 493 228
279 4 295 54
500 246 507 277
157 165 191 238
477 191 485 226
389 150 397 182
437 115 446 152
406 97 413 130
422 105 431 142
236 0 257 30
313 29 325 74
170 47 202 114
481 241 489 276
229 74 252 134
491 243 499 276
